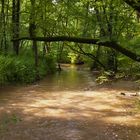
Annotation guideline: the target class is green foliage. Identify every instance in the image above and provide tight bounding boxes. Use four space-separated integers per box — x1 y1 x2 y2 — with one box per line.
95 71 113 84
115 72 126 79
68 52 78 64
39 54 56 76
0 114 22 133
57 50 71 64
135 99 140 112
124 37 140 51
0 53 56 85
118 54 140 79
1 0 140 85
95 75 109 84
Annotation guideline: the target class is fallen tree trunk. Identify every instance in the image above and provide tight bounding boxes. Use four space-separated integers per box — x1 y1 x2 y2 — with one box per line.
12 36 140 62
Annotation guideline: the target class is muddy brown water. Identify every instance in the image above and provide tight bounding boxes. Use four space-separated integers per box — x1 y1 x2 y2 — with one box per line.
0 65 140 140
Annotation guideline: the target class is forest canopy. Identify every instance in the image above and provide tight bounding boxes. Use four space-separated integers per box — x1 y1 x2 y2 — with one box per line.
1 0 140 84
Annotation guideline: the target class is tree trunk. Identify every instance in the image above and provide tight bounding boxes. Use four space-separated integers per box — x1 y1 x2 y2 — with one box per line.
0 0 7 53
12 0 20 55
106 0 118 72
13 35 140 63
29 0 39 80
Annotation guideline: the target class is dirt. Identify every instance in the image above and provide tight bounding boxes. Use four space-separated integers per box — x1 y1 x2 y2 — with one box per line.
0 67 140 140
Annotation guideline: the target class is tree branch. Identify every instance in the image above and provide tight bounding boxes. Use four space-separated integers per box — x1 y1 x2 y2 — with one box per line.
65 43 107 69
12 36 140 62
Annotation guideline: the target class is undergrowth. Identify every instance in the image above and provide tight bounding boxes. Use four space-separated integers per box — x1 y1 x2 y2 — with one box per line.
0 53 56 85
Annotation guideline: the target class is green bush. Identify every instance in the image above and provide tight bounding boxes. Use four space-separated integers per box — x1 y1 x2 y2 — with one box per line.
39 54 56 77
0 53 56 85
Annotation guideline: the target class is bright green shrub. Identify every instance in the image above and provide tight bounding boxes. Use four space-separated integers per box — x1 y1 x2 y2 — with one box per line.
0 53 56 85
39 54 56 77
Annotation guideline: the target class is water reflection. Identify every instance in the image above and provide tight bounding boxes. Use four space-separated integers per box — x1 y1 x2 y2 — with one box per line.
38 64 96 91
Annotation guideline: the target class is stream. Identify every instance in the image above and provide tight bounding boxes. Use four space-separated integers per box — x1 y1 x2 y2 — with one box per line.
0 64 140 140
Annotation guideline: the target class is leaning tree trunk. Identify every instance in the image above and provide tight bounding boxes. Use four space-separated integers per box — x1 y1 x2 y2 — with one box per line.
13 35 140 62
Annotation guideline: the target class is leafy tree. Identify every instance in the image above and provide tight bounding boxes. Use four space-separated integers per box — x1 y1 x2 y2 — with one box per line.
1 0 140 84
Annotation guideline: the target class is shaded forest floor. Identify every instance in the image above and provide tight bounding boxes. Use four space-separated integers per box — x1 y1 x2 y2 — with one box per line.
0 79 140 140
